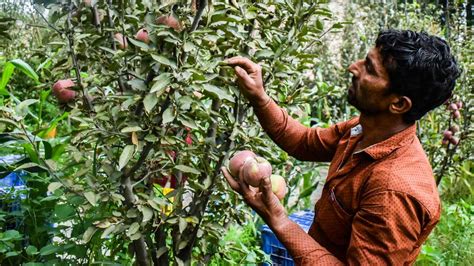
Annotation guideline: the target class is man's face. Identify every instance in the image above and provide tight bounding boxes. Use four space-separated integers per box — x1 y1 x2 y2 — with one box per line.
347 47 392 114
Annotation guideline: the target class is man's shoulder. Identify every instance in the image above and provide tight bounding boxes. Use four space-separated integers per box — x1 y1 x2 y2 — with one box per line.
330 116 360 135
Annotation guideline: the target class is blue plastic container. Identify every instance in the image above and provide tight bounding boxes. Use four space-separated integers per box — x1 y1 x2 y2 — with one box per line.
0 171 27 229
261 210 315 266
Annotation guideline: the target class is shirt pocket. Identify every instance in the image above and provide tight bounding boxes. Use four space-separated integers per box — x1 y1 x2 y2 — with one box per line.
317 187 354 246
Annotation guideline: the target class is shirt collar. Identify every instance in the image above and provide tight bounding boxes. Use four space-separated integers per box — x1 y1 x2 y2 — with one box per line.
351 123 417 160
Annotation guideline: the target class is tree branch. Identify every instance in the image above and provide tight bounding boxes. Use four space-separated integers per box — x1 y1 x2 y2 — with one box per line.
66 1 94 112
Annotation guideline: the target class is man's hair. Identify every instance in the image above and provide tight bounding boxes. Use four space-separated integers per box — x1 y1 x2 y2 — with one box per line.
375 29 460 123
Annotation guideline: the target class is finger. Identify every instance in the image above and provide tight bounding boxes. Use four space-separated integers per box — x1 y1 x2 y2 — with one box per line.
234 66 253 85
237 164 253 196
260 177 274 203
221 167 242 193
226 57 259 73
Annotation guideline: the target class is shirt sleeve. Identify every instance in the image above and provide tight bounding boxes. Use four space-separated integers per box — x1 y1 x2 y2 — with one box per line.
253 98 358 162
271 219 344 265
270 191 429 265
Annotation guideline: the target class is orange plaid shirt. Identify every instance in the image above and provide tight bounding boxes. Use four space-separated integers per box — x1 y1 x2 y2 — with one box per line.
254 99 441 265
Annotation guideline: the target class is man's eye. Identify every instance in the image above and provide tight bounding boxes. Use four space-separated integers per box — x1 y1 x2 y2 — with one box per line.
366 64 373 74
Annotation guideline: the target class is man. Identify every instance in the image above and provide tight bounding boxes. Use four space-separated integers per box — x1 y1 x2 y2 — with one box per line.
220 29 460 265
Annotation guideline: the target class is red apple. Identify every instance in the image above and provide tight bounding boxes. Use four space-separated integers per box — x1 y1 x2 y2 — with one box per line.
270 174 287 200
228 150 256 178
449 137 459 145
443 130 453 139
456 101 463 109
114 33 128 49
52 79 76 103
135 28 150 44
242 157 272 187
448 103 458 111
453 110 461 119
156 15 182 31
442 138 449 145
185 132 192 145
84 0 92 7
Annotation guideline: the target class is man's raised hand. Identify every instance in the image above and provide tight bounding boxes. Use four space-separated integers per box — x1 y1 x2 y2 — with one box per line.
224 57 271 107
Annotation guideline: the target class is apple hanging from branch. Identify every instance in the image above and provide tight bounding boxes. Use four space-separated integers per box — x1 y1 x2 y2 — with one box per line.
52 79 77 103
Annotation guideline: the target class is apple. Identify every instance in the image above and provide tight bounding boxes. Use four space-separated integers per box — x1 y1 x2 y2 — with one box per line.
156 15 182 31
270 174 287 200
443 130 453 139
228 150 256 178
448 103 458 111
185 132 192 145
450 125 460 133
449 136 459 145
114 33 128 49
456 101 463 109
242 157 272 187
84 0 92 7
53 79 76 103
442 138 449 145
135 28 150 44
453 110 461 119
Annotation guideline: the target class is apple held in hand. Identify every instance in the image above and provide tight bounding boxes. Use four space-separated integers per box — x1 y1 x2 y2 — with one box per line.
242 157 272 187
228 150 256 178
52 79 76 103
270 174 287 200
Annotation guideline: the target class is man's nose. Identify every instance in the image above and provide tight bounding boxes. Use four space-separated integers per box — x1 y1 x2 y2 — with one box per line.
347 60 362 77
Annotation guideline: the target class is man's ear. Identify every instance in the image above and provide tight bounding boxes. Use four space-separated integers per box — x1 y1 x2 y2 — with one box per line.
389 95 412 115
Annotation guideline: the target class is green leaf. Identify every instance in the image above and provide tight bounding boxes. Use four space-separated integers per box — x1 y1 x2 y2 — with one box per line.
201 84 234 102
39 244 59 256
0 62 14 94
5 251 19 258
118 145 135 170
101 224 116 239
255 49 274 59
15 99 38 117
179 217 187 234
183 42 196 52
84 191 98 206
162 107 175 124
178 116 198 129
174 165 200 175
128 222 140 236
0 118 19 128
82 227 97 243
10 59 39 83
128 38 150 50
47 182 62 193
143 93 159 113
150 73 172 93
121 126 143 133
54 204 75 220
141 206 153 223
151 55 177 69
1 230 21 241
128 79 147 91
26 245 39 256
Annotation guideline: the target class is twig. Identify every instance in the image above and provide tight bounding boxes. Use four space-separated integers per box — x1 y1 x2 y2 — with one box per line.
32 5 62 35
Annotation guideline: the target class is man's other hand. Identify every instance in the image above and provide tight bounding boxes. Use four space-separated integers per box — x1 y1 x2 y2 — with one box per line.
224 57 270 107
221 166 287 228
